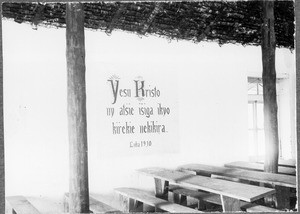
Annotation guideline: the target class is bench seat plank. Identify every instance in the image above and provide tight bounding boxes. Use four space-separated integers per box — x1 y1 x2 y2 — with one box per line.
115 187 201 213
137 167 275 202
178 163 296 188
256 159 296 168
169 185 278 212
225 161 295 176
89 196 121 213
6 196 40 214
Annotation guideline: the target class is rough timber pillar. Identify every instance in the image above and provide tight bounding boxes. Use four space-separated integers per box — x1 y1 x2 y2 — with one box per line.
0 4 4 213
66 3 90 213
261 0 278 173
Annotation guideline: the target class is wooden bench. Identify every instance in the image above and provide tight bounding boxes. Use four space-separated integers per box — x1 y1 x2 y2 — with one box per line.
178 163 296 188
64 193 121 213
225 161 296 176
255 159 296 168
178 163 294 209
168 185 279 212
115 187 202 213
137 167 276 211
6 196 40 214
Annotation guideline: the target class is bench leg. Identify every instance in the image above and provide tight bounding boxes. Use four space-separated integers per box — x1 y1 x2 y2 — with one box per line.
197 199 206 211
154 178 169 200
275 186 290 209
172 193 188 206
119 195 143 212
132 200 143 212
260 183 290 209
173 192 180 204
118 195 134 212
180 195 187 206
168 191 174 203
220 195 241 212
186 197 199 209
259 182 275 207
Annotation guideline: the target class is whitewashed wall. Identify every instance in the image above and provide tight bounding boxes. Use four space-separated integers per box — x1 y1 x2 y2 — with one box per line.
3 20 295 200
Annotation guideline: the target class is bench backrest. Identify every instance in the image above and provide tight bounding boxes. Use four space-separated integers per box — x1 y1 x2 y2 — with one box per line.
115 187 202 213
137 167 275 202
178 163 296 188
225 161 296 176
6 196 40 214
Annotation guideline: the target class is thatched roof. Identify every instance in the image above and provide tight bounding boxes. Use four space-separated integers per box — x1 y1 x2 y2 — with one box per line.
2 1 295 49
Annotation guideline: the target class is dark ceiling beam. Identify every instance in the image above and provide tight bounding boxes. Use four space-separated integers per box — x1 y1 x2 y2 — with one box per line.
32 3 46 27
196 22 213 42
174 14 189 38
105 4 126 34
140 3 163 35
196 9 225 42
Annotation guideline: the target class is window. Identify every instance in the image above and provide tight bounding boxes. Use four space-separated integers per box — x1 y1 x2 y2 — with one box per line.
248 78 264 158
247 77 287 160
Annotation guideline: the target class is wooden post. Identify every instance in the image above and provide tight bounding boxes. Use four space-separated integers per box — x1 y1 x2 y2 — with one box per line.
66 3 90 213
0 4 4 213
261 0 279 173
297 0 300 211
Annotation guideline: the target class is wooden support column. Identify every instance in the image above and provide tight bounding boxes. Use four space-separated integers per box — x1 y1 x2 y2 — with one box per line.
261 0 279 173
297 0 300 211
66 3 90 213
0 4 4 214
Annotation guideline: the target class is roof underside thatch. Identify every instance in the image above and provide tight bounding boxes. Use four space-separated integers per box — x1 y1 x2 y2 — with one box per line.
2 1 295 49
